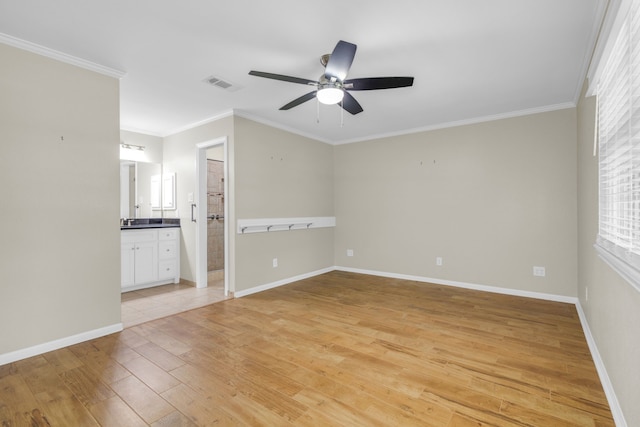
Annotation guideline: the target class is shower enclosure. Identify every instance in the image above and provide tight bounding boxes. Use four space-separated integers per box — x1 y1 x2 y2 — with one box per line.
207 159 224 283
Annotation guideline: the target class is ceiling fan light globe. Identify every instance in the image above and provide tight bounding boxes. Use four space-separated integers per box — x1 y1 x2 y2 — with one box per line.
317 87 344 105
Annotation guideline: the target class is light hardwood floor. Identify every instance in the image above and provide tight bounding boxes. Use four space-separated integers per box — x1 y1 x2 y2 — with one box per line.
0 271 614 426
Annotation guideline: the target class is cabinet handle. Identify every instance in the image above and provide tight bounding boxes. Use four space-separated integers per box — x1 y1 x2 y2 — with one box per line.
191 203 197 222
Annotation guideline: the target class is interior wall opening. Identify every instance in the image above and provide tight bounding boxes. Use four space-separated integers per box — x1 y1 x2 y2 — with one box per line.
206 150 225 288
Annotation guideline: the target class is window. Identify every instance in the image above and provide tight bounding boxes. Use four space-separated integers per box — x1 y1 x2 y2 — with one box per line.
595 0 640 291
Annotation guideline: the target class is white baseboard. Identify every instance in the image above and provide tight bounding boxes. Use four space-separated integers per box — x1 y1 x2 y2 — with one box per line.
0 323 123 366
234 267 335 298
334 266 579 304
575 302 627 427
235 265 579 304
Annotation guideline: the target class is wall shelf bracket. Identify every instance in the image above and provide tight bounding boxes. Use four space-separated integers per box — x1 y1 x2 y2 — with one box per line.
237 217 335 234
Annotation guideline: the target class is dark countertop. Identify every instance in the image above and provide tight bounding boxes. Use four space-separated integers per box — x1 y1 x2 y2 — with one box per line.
120 218 181 230
121 223 181 230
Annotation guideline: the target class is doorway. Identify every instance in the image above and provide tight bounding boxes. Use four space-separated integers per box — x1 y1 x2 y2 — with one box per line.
196 137 229 295
205 156 224 287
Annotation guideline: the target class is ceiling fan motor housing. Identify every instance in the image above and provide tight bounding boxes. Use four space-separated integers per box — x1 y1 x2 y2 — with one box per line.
318 74 342 89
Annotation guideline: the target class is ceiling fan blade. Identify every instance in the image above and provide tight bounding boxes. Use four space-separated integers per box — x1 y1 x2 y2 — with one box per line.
280 91 318 110
249 71 318 86
344 77 414 90
325 40 357 82
340 91 364 115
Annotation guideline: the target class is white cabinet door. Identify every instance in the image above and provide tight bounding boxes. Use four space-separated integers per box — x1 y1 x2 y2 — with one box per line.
121 228 179 291
121 242 135 288
134 240 158 284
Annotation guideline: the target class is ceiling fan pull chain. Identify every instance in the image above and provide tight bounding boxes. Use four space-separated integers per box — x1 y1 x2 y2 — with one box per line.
316 96 320 124
341 100 344 127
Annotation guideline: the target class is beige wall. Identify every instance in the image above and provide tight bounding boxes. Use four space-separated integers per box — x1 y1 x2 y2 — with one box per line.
233 117 335 291
163 116 335 292
163 116 235 283
0 43 121 355
577 89 640 426
334 109 578 296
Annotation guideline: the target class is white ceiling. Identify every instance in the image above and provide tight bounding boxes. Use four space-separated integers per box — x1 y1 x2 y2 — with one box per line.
0 0 604 144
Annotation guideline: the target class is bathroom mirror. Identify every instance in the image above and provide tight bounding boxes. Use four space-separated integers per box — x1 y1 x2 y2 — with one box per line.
120 160 162 218
150 172 176 211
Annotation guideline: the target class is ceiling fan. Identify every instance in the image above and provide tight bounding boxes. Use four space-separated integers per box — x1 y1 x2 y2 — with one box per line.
249 40 414 115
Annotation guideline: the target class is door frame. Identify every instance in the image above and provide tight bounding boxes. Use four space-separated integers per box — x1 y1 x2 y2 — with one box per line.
195 136 229 295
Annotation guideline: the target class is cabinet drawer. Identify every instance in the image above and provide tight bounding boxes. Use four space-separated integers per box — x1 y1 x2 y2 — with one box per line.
159 241 177 260
121 229 158 243
159 228 179 241
158 260 178 280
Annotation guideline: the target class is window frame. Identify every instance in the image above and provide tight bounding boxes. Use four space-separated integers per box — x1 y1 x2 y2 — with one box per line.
593 0 640 293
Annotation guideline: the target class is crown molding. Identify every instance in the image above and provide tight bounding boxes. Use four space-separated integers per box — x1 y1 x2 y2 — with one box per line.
574 0 610 101
0 32 126 79
333 102 577 145
126 102 577 145
586 0 628 96
120 126 165 138
163 110 235 137
233 109 333 145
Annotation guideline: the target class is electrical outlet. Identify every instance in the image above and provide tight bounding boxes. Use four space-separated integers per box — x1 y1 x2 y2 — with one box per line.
347 249 354 257
272 258 278 268
436 257 443 266
533 266 546 277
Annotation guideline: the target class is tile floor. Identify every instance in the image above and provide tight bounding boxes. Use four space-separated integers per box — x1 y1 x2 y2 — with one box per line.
121 271 229 328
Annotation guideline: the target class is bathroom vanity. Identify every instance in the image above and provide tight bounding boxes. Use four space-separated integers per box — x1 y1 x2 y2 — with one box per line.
121 220 180 292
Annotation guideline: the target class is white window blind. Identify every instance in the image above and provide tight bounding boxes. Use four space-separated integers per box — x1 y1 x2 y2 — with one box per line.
596 0 640 290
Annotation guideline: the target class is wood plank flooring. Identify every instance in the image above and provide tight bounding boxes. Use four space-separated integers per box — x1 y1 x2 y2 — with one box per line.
0 271 614 426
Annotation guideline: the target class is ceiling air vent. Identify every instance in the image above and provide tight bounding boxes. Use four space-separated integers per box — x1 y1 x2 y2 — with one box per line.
203 75 241 92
